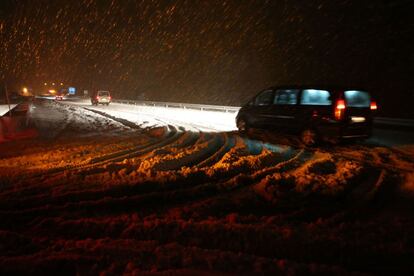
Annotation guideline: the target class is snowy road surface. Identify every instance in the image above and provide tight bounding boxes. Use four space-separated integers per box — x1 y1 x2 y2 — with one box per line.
66 98 414 147
0 99 413 274
65 98 238 132
0 104 17 116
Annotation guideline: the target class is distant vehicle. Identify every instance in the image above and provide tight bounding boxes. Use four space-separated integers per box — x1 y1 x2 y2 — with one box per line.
55 94 64 101
91 90 111 106
236 86 377 146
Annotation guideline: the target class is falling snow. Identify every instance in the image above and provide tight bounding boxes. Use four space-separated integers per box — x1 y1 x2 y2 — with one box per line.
0 1 413 116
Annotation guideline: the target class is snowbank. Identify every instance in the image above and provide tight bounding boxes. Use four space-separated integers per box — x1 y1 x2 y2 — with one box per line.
0 99 413 274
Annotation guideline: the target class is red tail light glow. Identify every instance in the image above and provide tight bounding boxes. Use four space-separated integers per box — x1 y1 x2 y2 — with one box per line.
336 99 346 110
370 101 377 110
334 99 346 120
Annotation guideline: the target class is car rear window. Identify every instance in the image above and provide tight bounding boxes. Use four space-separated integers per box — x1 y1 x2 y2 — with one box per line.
98 91 110 96
344 90 370 107
300 89 331 105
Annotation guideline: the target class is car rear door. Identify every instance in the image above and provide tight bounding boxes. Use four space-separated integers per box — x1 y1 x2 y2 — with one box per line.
248 89 275 128
343 90 374 136
263 89 300 130
344 90 373 122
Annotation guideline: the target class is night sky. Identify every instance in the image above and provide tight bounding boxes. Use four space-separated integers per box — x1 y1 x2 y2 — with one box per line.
1 0 413 116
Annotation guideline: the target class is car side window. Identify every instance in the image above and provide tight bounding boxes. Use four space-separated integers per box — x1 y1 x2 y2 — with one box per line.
274 89 299 105
301 89 331 105
254 90 274 106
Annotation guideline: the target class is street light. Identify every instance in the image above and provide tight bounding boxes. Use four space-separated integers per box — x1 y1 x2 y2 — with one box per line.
22 87 28 94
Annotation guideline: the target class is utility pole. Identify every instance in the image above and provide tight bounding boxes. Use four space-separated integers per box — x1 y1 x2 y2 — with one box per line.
4 83 11 117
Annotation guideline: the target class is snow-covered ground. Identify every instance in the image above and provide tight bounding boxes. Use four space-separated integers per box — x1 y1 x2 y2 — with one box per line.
0 99 413 274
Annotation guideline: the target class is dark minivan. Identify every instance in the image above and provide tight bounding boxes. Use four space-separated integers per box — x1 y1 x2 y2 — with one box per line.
236 86 377 145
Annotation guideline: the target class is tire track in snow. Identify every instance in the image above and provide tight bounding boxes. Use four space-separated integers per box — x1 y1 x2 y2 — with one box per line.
139 132 215 172
0 143 392 228
0 125 182 199
0 104 187 198
83 107 144 130
0 103 219 202
2 100 414 275
0 129 204 205
0 132 217 211
0 140 308 218
0 104 388 217
195 133 234 168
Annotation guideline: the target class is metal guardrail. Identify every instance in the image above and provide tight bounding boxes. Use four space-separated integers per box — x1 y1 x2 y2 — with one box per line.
113 99 240 113
374 117 414 128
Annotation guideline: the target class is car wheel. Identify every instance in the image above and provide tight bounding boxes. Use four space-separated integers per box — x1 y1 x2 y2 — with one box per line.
237 118 248 133
300 128 318 146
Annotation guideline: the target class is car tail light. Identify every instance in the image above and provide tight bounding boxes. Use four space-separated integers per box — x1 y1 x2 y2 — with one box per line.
370 101 377 110
334 99 346 120
108 96 112 100
96 96 100 100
